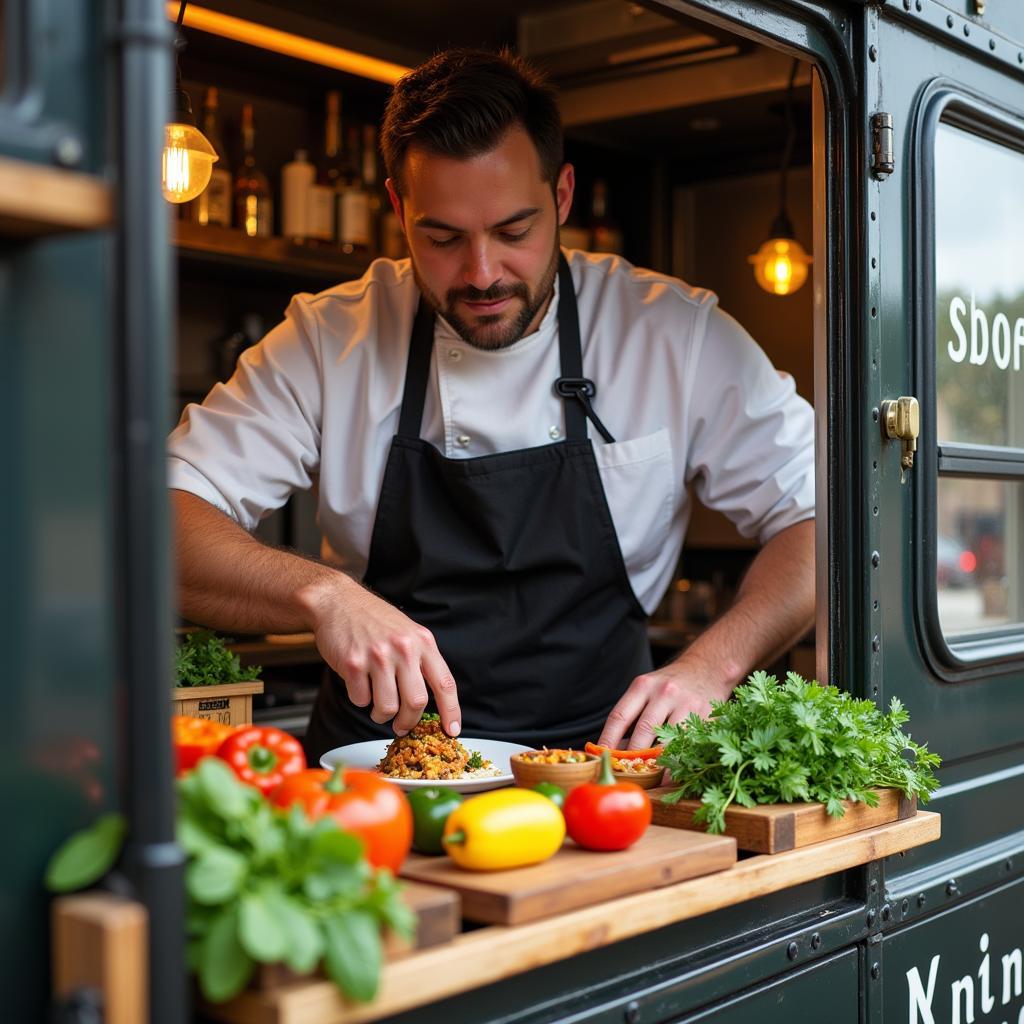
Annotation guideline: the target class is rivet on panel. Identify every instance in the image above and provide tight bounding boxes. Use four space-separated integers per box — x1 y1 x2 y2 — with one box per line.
624 1000 640 1024
867 909 876 927
989 39 996 51
918 892 927 907
946 880 958 896
871 963 881 980
964 24 971 36
947 14 955 27
872 636 881 653
811 933 822 950
869 45 878 62
902 898 910 915
881 903 891 921
872 551 880 568
787 941 799 961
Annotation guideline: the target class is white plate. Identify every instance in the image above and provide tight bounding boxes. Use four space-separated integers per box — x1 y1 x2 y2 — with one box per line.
319 737 532 793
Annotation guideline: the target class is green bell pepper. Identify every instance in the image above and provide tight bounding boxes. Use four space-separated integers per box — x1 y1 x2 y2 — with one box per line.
406 787 464 855
532 781 567 810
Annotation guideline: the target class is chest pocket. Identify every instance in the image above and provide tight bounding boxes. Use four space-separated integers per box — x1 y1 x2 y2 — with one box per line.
592 427 674 588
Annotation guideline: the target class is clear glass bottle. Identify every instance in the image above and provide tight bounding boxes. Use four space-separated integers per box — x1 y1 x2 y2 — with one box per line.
188 86 232 227
233 103 273 238
308 91 342 245
337 124 370 254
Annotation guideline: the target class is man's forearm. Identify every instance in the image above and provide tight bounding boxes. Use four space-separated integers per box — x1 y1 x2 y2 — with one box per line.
172 489 351 633
670 518 816 695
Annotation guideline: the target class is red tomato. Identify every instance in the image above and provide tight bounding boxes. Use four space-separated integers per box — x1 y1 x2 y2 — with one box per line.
172 716 236 777
563 751 652 851
269 767 413 872
215 726 306 795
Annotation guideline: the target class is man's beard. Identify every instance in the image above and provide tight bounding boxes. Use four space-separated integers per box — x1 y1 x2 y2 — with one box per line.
412 240 560 351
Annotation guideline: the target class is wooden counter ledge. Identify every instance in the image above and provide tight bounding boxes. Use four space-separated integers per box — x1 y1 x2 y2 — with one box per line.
205 811 939 1024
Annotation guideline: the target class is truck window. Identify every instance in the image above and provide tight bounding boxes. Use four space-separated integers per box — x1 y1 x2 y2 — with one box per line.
934 120 1024 643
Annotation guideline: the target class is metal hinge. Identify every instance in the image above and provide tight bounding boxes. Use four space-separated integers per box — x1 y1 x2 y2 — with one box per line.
871 112 894 178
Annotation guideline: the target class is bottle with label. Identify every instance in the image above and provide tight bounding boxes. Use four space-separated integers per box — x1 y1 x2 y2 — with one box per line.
188 86 232 227
281 149 314 243
337 124 370 254
588 179 624 254
233 103 273 238
361 124 382 257
308 91 342 245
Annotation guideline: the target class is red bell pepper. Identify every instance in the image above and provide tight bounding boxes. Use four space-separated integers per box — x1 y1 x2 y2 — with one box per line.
563 751 652 851
215 725 306 795
585 741 663 761
172 716 236 777
269 766 413 872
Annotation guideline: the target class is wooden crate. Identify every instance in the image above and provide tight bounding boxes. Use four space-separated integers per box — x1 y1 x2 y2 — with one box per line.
171 680 264 726
647 786 916 854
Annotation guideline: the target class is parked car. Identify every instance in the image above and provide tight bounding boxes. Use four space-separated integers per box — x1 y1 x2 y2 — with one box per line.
937 534 977 589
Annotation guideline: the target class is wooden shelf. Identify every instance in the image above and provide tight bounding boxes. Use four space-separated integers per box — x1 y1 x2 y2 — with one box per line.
175 220 370 285
204 811 940 1024
0 157 113 238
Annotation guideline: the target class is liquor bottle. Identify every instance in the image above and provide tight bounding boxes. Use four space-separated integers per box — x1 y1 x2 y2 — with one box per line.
281 149 314 243
233 103 273 238
188 86 232 227
362 124 382 256
588 179 624 254
308 91 342 244
337 124 370 254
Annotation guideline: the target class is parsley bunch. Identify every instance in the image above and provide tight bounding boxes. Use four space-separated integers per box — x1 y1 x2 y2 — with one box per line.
179 758 414 1003
655 671 941 834
175 630 260 687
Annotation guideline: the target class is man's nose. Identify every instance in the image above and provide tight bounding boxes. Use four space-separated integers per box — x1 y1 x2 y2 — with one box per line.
462 241 500 292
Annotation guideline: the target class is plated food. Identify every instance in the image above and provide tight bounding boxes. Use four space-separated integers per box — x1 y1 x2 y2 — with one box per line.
377 713 502 781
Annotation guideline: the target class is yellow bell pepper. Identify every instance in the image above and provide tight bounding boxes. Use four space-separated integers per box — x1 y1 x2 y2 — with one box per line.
442 788 565 871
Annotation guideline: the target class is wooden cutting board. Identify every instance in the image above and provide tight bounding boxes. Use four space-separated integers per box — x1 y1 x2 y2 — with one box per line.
647 787 917 853
399 824 736 925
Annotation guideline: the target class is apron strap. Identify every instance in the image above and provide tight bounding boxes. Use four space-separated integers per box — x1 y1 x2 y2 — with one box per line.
556 255 588 443
397 296 436 439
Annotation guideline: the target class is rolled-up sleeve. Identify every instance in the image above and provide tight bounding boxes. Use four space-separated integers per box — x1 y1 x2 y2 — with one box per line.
684 301 815 543
167 294 323 530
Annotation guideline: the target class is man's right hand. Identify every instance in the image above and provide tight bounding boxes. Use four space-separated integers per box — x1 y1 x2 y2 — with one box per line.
302 576 462 738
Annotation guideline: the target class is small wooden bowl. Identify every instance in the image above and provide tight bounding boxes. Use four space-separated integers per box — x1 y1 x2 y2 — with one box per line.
612 767 665 790
510 751 600 790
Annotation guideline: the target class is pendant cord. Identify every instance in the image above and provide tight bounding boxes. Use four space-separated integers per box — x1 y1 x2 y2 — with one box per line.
778 58 799 222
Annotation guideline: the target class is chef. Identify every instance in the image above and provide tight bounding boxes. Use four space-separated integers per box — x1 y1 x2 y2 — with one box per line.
168 48 816 762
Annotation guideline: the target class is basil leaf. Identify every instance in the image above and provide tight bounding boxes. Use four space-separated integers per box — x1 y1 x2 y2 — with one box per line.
322 911 381 1003
310 826 365 865
271 892 324 975
238 890 289 963
187 846 248 905
197 906 254 1004
195 758 255 821
45 813 127 893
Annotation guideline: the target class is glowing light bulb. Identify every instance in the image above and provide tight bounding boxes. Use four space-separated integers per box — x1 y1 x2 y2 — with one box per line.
161 122 217 203
748 236 812 296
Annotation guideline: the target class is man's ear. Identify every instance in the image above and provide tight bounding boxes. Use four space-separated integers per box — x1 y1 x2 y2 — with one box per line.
555 163 575 226
385 178 404 228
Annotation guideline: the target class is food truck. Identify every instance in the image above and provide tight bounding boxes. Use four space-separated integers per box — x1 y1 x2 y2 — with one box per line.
4 0 1024 1020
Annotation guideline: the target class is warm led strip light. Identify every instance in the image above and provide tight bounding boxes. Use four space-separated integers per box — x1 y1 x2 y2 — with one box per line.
166 3 411 85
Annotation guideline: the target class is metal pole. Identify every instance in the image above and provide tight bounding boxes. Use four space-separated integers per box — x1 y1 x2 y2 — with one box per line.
114 1 186 1021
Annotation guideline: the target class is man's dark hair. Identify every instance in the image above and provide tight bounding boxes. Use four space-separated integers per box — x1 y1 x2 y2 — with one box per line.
380 48 563 196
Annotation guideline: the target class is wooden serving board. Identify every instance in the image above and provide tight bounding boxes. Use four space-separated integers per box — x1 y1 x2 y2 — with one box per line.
647 787 917 854
251 881 460 991
399 824 736 925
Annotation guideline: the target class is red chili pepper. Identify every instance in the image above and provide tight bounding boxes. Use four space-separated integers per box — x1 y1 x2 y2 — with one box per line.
563 751 652 851
216 726 306 795
172 716 237 777
269 767 412 872
585 741 663 761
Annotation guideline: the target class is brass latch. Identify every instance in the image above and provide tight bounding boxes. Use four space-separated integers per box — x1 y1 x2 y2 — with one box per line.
881 396 920 480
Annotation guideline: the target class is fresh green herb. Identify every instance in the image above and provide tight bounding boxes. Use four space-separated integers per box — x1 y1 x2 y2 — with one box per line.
175 630 260 688
467 750 484 770
655 671 941 835
178 757 414 1003
418 712 440 724
44 813 127 893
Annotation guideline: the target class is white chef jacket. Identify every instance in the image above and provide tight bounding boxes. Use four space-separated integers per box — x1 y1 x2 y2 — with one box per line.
167 249 815 614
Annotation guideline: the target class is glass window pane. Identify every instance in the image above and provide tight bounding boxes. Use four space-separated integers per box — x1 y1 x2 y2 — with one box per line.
0 0 5 89
937 476 1023 637
935 122 1024 447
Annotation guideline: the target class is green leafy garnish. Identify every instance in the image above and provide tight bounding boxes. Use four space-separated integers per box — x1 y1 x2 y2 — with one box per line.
44 813 127 893
467 750 484 770
418 712 440 724
655 671 941 834
175 630 260 688
178 758 413 1003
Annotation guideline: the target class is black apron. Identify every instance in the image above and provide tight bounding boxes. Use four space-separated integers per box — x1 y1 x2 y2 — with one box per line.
304 256 651 760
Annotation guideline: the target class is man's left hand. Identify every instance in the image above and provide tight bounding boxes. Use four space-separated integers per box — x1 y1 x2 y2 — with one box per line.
598 665 733 751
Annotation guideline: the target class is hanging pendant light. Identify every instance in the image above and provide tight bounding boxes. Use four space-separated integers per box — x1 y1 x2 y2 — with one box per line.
162 0 218 203
748 60 812 296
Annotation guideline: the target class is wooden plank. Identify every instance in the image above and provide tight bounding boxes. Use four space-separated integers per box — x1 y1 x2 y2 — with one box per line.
647 787 916 853
399 825 736 925
52 894 148 1024
252 882 460 991
171 680 264 726
204 812 939 1024
0 157 113 237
